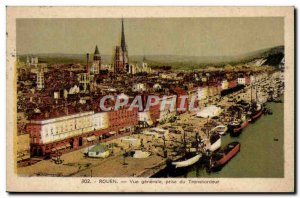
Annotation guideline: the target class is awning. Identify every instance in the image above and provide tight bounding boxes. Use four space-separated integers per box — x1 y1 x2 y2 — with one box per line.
87 136 97 141
51 145 66 152
109 131 117 135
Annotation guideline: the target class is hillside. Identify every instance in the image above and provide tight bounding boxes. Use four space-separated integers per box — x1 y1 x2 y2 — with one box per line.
17 45 284 70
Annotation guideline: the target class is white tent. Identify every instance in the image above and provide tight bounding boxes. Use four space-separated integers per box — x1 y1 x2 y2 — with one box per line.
133 150 150 159
196 105 222 118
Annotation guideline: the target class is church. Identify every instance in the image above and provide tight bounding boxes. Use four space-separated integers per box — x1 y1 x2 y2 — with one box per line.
114 19 151 75
114 19 129 73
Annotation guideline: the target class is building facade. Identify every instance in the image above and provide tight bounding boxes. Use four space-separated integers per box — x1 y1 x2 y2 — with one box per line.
107 106 139 134
26 111 109 156
36 68 45 90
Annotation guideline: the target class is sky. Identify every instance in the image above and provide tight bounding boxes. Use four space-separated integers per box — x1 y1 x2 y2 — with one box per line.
16 17 284 57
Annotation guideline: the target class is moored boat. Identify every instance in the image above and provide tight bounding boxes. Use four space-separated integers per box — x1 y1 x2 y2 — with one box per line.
234 120 249 132
172 154 202 168
227 120 241 135
230 118 249 136
273 97 282 103
208 133 221 152
211 125 228 135
209 142 240 171
248 76 264 123
249 104 263 122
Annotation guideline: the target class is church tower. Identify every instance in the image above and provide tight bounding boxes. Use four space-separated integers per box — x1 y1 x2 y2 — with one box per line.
93 45 101 61
114 46 123 73
91 45 101 74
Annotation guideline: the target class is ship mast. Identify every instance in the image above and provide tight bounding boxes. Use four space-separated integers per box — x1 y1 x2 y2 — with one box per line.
255 75 258 102
250 76 253 103
183 130 187 157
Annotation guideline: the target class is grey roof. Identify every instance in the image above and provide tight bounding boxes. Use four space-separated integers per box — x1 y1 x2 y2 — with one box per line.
89 143 108 153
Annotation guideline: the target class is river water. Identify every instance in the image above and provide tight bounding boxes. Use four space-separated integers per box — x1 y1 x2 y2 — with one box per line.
180 101 284 178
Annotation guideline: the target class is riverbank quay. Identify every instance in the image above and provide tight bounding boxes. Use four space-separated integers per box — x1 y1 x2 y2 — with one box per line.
17 131 185 177
17 71 284 177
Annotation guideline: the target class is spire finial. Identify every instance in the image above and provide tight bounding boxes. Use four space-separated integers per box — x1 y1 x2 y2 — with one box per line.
94 45 100 55
121 18 126 51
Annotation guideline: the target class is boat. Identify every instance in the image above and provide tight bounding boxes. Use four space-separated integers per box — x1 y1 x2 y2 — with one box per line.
209 142 241 171
234 120 249 134
273 97 282 103
227 120 241 135
229 115 249 136
172 154 202 168
208 133 221 152
263 108 273 115
249 103 263 122
211 125 228 135
249 77 264 122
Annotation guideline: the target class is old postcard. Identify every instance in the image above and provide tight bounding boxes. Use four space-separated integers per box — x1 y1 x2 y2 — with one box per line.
6 6 294 192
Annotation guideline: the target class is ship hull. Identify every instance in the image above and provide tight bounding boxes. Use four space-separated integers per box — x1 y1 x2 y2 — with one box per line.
228 122 241 136
172 154 202 168
209 138 221 152
250 110 263 123
166 154 202 177
211 125 228 135
230 120 249 136
209 142 240 171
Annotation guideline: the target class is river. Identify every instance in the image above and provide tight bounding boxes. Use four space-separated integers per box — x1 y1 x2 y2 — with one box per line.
179 100 284 178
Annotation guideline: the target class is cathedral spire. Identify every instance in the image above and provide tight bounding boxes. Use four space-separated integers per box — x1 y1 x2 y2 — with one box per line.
121 18 126 52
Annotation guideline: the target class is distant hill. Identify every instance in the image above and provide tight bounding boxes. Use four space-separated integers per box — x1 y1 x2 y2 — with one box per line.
261 46 284 66
17 54 114 65
18 45 284 69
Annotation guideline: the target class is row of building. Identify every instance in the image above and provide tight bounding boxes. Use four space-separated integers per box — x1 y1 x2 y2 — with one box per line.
21 70 270 158
16 18 271 161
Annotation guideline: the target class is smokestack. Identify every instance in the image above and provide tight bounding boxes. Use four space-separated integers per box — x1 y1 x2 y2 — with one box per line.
86 53 90 74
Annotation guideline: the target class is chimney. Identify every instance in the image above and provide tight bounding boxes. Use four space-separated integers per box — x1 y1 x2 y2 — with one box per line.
86 53 90 74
